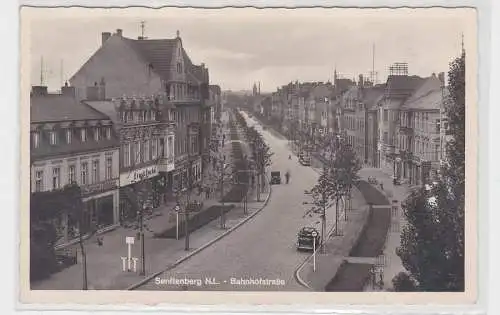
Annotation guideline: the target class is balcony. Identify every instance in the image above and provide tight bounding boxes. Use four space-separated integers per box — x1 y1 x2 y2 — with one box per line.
158 155 175 173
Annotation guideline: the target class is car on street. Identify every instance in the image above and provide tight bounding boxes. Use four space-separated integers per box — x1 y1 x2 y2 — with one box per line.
299 154 311 166
296 227 321 251
270 171 281 185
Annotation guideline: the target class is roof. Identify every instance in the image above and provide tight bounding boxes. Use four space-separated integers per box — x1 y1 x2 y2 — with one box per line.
361 86 385 109
385 75 425 96
83 100 120 127
31 94 109 123
404 75 442 104
402 86 448 111
124 38 177 81
310 85 333 100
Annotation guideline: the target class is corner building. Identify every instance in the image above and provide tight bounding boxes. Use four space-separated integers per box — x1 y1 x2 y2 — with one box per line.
69 28 211 198
30 86 120 246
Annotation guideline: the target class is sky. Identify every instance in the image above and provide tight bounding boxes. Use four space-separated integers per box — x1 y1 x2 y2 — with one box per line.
25 7 474 93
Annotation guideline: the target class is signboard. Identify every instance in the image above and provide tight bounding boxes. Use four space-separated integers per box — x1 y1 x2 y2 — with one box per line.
81 179 118 196
120 165 159 186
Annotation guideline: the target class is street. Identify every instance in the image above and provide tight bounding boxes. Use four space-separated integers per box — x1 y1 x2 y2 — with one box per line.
137 110 346 291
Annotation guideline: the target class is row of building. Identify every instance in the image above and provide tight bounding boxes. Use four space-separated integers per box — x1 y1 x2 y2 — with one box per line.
30 29 222 246
254 62 452 186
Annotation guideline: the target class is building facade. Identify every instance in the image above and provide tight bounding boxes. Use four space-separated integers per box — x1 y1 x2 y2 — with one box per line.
30 86 120 245
84 95 176 220
69 28 210 197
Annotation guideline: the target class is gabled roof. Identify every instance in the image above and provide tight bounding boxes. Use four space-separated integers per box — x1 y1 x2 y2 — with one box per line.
401 75 447 110
385 75 426 96
31 94 109 123
83 100 120 127
124 38 177 81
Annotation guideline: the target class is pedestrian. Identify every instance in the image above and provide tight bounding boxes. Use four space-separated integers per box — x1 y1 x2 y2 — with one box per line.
205 187 210 199
380 183 384 190
285 171 290 184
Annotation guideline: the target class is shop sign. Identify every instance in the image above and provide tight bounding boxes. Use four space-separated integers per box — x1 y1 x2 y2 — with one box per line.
81 179 118 196
120 165 159 186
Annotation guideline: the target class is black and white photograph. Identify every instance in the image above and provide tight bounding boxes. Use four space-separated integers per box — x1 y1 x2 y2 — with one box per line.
20 6 477 304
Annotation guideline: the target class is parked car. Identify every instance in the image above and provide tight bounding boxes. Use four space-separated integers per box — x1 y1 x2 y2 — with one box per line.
296 227 321 251
270 171 281 185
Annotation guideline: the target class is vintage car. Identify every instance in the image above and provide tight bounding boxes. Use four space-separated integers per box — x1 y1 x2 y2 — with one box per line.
296 227 321 251
270 171 281 185
299 154 311 166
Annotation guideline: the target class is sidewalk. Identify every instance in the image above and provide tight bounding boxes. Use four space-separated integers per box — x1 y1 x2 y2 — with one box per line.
31 111 270 290
296 186 370 290
357 168 411 291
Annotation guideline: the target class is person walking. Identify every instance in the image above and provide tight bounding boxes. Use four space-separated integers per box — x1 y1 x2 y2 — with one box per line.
285 170 290 184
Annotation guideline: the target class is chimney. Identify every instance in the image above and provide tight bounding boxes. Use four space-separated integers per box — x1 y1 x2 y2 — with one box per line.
61 82 76 98
31 86 48 97
438 72 445 87
98 77 106 100
358 74 364 87
86 82 99 101
102 32 111 45
116 29 123 37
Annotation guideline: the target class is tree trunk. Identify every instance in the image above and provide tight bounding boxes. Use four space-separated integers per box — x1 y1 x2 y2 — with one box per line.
335 196 339 236
79 237 88 290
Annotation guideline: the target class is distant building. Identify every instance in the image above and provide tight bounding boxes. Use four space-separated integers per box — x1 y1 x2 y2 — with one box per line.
30 85 120 245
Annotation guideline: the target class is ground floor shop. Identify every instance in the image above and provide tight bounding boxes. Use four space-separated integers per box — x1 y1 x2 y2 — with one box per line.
54 186 119 248
171 156 203 193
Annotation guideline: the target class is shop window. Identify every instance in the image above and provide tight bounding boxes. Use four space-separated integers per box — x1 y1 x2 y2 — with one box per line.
52 167 60 190
35 170 44 192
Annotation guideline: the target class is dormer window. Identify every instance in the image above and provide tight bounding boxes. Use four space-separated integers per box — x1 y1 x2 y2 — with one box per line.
66 129 72 144
106 127 111 140
177 62 182 73
122 111 127 122
94 127 100 141
49 131 57 145
32 131 40 149
81 128 87 142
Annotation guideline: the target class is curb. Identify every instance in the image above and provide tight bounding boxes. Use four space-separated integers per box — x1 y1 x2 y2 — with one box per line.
127 174 273 290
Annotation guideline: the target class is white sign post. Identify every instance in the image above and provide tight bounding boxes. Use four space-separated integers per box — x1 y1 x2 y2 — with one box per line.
175 205 181 240
125 236 135 272
311 231 318 272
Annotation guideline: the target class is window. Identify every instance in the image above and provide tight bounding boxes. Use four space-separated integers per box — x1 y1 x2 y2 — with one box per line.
383 132 388 144
134 141 141 164
106 127 111 140
81 162 88 185
66 129 72 144
434 144 440 161
92 160 100 183
151 138 158 159
94 127 100 141
143 140 150 162
81 128 87 142
383 109 388 122
436 119 441 133
49 131 57 145
151 111 156 121
105 157 112 180
32 132 40 148
123 143 131 167
35 170 43 192
52 167 60 190
143 111 147 122
68 165 76 184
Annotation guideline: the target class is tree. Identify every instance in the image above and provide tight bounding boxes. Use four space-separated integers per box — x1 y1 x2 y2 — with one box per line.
395 51 465 291
392 272 417 292
303 167 336 252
